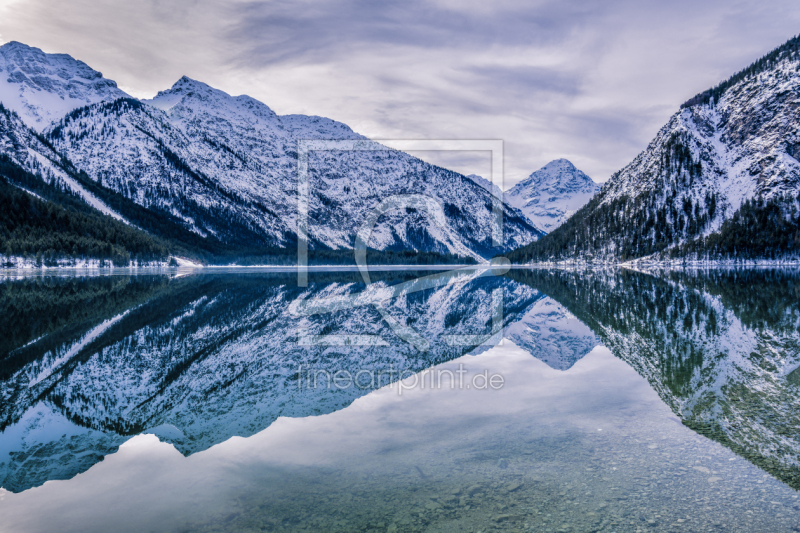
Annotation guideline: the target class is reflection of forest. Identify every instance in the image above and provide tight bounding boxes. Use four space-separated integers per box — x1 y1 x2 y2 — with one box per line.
507 268 800 489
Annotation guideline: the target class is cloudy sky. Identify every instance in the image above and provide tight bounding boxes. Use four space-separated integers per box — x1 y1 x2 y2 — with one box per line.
1 0 798 187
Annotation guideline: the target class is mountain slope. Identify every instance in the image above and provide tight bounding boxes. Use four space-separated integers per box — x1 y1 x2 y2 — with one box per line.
506 159 599 233
0 42 542 262
509 35 800 263
46 77 542 259
0 158 169 266
0 100 261 265
0 101 124 221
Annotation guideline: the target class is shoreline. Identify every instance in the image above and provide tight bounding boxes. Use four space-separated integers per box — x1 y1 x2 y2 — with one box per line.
1 262 798 277
0 263 487 274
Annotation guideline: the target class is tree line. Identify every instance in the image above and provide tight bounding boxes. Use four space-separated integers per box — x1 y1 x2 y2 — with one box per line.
681 33 800 108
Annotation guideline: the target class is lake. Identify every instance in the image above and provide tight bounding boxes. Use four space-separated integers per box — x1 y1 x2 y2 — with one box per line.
0 266 799 532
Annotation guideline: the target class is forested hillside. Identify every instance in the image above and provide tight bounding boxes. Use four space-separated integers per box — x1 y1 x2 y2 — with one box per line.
0 161 169 266
508 34 800 263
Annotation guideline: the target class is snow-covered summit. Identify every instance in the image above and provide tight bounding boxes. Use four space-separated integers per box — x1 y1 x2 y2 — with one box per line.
0 41 128 131
146 76 279 122
506 158 599 233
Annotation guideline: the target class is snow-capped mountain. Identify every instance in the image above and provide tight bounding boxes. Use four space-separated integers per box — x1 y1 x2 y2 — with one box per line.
48 77 540 257
510 35 800 262
506 159 599 233
0 41 542 261
0 42 128 132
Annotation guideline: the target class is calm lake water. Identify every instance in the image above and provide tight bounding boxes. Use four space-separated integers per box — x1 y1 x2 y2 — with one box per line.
0 267 799 532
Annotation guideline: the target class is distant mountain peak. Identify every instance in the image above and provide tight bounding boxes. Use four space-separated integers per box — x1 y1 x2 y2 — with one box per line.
506 159 599 233
525 159 595 190
542 158 576 170
149 75 224 104
170 75 212 92
0 41 128 131
146 75 278 120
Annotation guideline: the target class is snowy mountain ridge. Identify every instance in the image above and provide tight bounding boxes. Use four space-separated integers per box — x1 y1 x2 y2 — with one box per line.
0 42 543 261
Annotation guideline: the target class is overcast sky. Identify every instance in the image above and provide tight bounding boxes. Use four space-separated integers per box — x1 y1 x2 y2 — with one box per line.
1 0 798 187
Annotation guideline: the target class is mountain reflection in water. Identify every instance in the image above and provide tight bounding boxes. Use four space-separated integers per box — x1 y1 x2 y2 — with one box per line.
1 266 799 501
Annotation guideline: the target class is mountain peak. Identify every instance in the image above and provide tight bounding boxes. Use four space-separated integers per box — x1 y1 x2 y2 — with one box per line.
525 159 594 189
147 76 277 120
543 158 576 170
171 75 209 91
0 40 128 131
506 159 599 233
1 41 34 51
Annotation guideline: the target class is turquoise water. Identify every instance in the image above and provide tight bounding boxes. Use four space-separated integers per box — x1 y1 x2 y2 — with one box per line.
0 268 799 532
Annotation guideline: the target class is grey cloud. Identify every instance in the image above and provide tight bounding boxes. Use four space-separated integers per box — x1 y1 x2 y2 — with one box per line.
225 0 603 67
460 65 582 98
1 0 800 186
